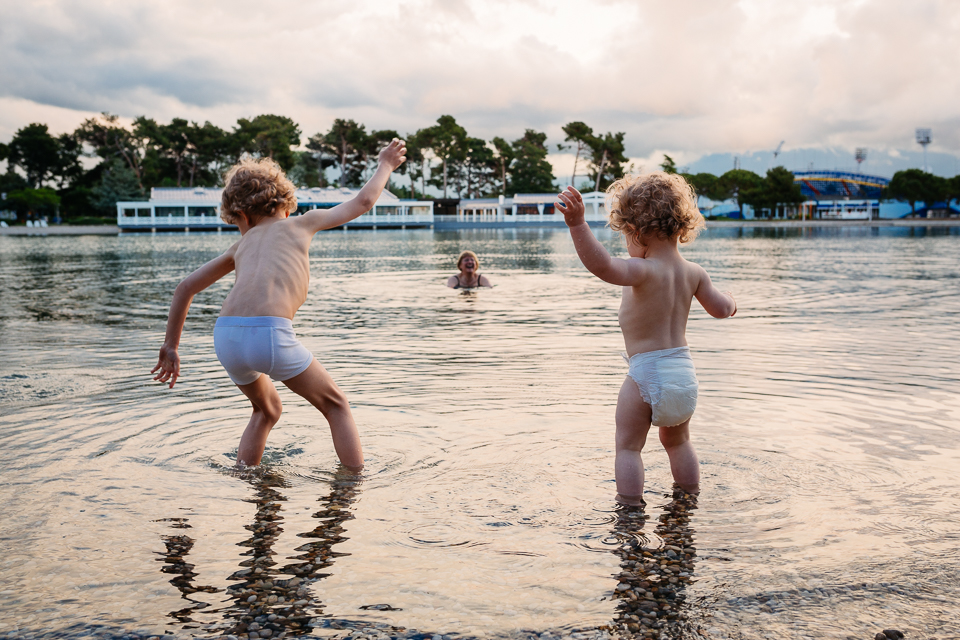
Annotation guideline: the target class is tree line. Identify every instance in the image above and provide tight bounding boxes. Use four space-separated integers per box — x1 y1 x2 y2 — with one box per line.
1 112 957 223
0 113 631 222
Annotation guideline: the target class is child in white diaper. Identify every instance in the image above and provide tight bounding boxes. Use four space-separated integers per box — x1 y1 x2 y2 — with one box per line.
557 173 737 504
151 139 407 469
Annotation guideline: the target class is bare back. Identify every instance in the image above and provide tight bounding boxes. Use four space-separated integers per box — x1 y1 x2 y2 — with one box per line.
619 253 702 356
220 217 312 319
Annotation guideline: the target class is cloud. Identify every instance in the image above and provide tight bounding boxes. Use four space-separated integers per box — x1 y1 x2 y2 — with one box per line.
1 0 957 175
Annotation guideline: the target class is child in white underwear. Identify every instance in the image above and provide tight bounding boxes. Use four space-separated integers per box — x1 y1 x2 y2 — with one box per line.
151 139 407 469
556 173 736 504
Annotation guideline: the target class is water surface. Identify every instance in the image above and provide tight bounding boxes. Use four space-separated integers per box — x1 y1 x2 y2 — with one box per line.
1 226 958 639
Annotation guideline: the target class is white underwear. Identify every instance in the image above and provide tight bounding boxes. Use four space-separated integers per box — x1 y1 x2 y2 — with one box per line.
213 316 313 386
625 346 698 427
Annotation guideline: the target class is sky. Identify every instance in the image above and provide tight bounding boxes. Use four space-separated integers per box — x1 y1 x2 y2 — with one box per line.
1 0 959 180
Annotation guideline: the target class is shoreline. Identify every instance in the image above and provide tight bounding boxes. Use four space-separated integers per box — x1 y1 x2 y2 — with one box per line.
1 218 958 237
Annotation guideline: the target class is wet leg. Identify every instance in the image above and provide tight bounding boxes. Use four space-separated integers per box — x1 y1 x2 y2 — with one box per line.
235 375 283 467
615 377 652 506
659 421 699 494
282 359 363 470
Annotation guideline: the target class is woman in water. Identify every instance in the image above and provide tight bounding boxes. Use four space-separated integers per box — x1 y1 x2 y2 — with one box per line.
446 250 492 289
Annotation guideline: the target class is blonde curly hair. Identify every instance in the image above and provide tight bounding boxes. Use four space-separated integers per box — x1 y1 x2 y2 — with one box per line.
606 172 704 244
220 157 297 225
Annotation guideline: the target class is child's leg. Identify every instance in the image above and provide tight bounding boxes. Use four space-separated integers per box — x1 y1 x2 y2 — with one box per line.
235 375 284 467
615 377 652 506
282 359 363 470
658 421 700 494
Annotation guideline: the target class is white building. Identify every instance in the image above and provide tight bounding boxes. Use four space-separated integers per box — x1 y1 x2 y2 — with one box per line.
456 191 610 222
117 187 433 231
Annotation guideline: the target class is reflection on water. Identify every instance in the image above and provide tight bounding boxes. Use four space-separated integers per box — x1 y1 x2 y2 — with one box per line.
156 467 368 638
608 489 699 639
1 227 959 640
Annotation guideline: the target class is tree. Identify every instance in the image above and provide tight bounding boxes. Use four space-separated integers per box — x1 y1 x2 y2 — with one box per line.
887 169 947 213
287 150 326 188
586 131 628 191
744 166 804 217
76 113 149 192
510 129 555 194
400 130 428 198
946 175 960 207
660 154 678 174
91 158 143 213
491 136 514 196
682 172 720 201
453 137 496 198
561 121 594 189
7 124 63 188
422 115 467 198
234 114 301 171
311 119 367 187
716 169 763 215
6 188 60 222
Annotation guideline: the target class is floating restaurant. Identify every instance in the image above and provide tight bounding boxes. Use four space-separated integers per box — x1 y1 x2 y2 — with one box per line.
116 187 434 231
453 191 610 226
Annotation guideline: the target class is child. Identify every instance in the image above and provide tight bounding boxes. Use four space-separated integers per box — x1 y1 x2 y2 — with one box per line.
151 139 407 469
556 174 736 505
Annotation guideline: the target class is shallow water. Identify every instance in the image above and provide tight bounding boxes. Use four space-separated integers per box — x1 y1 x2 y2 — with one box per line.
1 226 959 640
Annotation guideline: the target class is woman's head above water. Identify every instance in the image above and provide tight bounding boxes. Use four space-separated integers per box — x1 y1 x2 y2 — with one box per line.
457 250 480 272
447 250 492 288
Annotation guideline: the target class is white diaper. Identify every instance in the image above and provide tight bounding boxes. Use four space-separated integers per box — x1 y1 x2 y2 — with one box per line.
213 316 313 386
625 347 698 427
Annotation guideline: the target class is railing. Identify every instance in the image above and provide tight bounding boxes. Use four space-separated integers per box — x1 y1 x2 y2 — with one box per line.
117 211 434 229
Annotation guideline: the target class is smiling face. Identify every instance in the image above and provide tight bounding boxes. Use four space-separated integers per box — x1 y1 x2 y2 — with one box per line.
459 255 477 272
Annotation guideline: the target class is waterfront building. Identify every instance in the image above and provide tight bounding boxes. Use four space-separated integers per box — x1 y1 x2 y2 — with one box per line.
116 187 433 231
455 191 609 223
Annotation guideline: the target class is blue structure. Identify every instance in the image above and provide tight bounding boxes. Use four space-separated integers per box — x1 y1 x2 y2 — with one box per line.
793 171 889 200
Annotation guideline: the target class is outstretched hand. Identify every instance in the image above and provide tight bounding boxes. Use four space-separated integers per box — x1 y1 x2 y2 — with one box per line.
151 344 180 388
378 138 407 171
556 186 585 227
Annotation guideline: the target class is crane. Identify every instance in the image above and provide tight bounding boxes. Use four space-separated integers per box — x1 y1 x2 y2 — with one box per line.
773 140 785 161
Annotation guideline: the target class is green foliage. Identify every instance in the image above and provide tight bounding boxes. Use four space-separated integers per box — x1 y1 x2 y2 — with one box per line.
742 166 804 217
887 169 948 212
660 154 678 174
400 130 428 198
6 188 60 221
586 131 628 191
91 158 144 213
716 169 764 214
234 114 301 171
561 121 594 188
76 113 148 190
287 150 326 188
7 123 81 189
510 130 556 194
681 172 720 200
452 136 496 198
491 136 514 196
422 115 468 198
310 119 368 187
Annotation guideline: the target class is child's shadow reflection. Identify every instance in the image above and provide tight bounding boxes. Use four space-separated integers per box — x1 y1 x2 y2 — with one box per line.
155 465 361 637
609 487 699 638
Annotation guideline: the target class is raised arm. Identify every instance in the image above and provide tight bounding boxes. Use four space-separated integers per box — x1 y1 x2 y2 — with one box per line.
295 139 407 234
557 187 647 286
151 245 238 388
694 266 737 318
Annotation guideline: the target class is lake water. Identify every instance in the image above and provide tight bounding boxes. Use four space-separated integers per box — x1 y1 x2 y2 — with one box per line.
1 226 958 640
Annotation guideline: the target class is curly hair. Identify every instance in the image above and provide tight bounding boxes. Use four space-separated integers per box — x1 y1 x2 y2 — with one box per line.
606 172 704 244
220 157 297 225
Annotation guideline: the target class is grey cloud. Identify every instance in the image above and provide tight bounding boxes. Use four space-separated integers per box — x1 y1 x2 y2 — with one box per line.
1 0 958 176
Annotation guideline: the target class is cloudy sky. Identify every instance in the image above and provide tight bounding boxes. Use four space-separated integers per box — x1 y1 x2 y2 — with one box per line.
1 0 958 179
